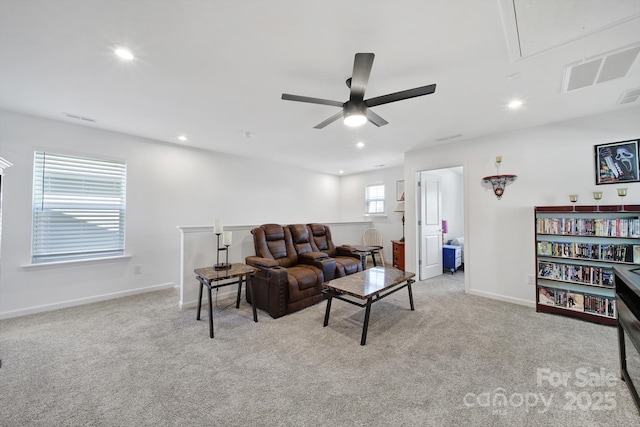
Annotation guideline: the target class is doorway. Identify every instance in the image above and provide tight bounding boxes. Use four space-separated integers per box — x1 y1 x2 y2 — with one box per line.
417 166 464 281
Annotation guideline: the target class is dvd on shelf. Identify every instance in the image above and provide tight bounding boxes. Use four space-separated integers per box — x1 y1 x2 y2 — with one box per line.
537 285 616 318
535 205 639 325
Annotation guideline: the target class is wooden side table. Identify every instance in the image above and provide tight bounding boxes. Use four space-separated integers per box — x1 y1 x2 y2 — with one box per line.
194 263 258 338
391 240 405 270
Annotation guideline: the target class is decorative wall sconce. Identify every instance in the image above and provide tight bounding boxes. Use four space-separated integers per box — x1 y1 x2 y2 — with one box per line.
213 219 232 270
482 156 517 200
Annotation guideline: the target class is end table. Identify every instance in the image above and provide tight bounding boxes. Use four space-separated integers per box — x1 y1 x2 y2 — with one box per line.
194 263 258 338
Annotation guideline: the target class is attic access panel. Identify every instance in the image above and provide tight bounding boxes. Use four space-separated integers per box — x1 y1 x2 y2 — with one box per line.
500 0 640 59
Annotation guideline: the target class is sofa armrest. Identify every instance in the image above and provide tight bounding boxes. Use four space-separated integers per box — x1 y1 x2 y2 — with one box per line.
299 255 336 282
337 246 366 268
299 251 329 262
245 257 289 319
245 256 279 269
337 245 361 257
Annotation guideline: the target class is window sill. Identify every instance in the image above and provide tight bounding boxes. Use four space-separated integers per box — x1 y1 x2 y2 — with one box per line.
364 214 388 218
22 254 132 270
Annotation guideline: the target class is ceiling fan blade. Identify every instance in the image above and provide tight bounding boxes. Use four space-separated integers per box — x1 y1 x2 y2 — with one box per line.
365 84 436 108
349 53 375 102
313 111 344 129
366 110 389 127
282 93 344 107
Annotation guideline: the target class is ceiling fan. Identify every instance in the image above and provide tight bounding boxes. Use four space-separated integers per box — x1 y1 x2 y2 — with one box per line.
281 52 436 129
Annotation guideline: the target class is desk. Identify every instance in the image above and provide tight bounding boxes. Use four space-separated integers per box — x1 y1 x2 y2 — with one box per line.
614 266 640 413
194 263 258 338
322 267 415 345
348 245 383 268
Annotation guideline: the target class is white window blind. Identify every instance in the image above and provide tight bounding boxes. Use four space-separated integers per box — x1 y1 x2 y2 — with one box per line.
365 184 385 214
32 152 126 264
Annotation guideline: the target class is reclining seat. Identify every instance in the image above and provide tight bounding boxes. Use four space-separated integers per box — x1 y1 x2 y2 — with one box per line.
288 224 337 282
307 223 365 277
246 224 332 318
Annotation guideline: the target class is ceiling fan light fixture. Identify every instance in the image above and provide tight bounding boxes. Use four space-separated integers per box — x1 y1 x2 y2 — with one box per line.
343 102 367 127
344 113 367 127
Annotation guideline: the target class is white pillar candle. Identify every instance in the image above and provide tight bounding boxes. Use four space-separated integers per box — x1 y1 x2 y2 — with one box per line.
223 231 232 246
214 219 223 234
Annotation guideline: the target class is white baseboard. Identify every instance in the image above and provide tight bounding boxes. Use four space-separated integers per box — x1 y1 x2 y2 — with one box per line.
0 282 175 319
467 289 535 308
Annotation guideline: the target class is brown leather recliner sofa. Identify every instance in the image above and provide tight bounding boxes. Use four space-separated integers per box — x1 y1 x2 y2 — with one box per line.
246 223 364 318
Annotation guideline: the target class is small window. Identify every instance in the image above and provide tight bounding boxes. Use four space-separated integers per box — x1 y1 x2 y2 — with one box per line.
31 151 127 264
365 184 385 215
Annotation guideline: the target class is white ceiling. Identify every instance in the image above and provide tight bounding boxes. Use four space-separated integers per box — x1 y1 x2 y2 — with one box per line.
1 0 639 175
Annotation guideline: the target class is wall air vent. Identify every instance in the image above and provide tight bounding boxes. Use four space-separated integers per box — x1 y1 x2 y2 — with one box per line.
562 46 640 93
618 88 640 105
63 112 96 122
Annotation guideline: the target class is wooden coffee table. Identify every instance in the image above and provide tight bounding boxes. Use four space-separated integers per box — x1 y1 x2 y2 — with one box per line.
322 266 416 345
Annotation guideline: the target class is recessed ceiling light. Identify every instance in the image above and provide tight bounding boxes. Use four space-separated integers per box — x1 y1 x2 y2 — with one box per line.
114 47 135 61
508 99 523 109
339 170 344 174
178 135 187 142
356 141 365 148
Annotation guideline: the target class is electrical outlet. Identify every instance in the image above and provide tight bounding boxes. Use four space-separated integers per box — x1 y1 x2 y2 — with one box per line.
527 274 535 285
134 265 142 275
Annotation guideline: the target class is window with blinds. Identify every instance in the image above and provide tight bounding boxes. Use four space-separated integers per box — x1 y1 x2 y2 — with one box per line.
31 152 126 264
365 184 385 215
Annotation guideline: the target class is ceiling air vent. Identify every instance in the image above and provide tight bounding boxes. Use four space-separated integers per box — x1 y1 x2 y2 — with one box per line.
562 45 640 93
63 112 96 122
618 88 640 105
435 134 462 143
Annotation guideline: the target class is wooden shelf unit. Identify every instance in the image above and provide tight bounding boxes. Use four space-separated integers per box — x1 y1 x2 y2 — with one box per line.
535 205 640 326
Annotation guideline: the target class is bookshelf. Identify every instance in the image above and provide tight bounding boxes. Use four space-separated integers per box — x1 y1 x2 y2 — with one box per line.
535 205 640 326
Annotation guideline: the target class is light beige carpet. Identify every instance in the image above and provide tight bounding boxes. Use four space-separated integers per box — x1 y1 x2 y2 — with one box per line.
0 271 638 426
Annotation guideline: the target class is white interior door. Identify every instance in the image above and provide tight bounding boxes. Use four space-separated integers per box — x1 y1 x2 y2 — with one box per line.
419 172 443 280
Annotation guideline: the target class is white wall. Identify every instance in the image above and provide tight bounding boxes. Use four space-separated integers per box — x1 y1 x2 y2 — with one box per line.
0 110 342 318
339 165 405 263
2 107 639 317
404 107 640 306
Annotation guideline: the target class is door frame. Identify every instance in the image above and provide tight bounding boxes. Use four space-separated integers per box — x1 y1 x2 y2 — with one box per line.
415 165 467 289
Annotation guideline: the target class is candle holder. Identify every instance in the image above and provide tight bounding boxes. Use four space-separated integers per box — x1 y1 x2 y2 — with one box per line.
593 191 602 212
569 194 578 211
214 233 231 270
618 188 628 211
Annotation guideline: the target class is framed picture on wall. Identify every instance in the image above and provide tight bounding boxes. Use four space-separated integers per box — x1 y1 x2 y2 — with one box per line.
594 139 640 185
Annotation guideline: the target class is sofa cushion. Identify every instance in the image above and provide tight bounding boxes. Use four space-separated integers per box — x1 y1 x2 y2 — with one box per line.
252 224 299 268
308 223 336 256
335 257 362 277
289 224 314 255
307 223 364 277
287 265 323 297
